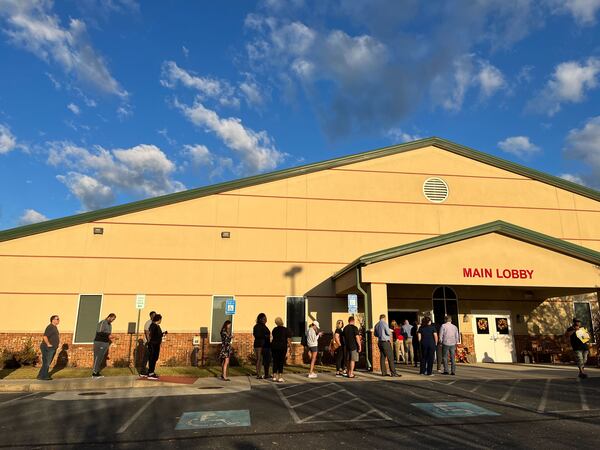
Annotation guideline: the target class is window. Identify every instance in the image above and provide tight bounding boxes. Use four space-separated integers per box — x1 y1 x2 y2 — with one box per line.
432 287 459 331
211 296 234 343
73 294 103 344
574 302 595 343
286 296 306 342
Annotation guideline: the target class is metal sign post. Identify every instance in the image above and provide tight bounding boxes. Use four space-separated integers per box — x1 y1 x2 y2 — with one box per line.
135 294 146 342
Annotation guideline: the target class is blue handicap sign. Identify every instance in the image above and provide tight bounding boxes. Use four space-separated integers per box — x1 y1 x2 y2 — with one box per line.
347 294 358 313
175 410 251 430
411 402 499 418
225 299 236 315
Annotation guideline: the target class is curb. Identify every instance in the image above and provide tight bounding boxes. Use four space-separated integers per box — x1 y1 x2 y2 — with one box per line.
0 376 192 392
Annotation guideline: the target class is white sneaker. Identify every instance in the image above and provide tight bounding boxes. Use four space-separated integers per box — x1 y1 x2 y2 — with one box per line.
308 373 318 378
278 378 285 382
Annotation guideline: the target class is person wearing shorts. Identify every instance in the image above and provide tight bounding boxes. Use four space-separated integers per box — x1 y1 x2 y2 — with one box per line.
566 319 590 379
306 321 321 378
343 316 361 378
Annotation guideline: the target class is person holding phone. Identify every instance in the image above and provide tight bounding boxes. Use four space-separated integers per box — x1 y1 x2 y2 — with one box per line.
147 314 167 380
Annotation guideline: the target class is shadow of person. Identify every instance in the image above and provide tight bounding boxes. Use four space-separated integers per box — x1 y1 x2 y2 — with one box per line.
50 344 69 376
133 339 145 371
482 352 495 363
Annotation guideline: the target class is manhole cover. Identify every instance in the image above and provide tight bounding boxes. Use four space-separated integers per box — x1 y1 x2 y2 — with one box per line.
78 392 107 396
198 386 223 390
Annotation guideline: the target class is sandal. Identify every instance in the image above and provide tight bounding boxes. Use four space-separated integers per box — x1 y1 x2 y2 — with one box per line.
220 376 230 381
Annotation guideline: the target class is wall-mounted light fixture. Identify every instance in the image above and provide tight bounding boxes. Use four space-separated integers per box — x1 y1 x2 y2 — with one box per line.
93 227 104 235
463 314 469 323
516 314 525 323
221 231 231 239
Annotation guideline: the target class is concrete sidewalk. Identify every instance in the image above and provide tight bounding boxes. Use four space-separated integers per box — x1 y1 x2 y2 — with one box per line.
2 362 597 392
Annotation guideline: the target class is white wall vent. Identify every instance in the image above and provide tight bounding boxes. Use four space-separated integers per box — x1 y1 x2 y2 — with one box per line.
423 177 449 203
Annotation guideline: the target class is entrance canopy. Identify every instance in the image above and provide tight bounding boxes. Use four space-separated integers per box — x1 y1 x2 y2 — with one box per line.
334 221 600 293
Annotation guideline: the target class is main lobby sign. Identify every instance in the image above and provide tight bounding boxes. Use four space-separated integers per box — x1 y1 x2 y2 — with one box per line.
462 267 534 279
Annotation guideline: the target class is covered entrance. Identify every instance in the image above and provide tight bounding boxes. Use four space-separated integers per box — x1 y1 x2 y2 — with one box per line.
333 221 600 370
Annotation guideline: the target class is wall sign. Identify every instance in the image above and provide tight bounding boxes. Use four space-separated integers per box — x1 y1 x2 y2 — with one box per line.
347 294 358 314
463 268 534 279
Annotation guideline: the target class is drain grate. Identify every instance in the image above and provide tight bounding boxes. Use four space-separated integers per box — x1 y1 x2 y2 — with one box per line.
197 386 224 390
78 392 107 396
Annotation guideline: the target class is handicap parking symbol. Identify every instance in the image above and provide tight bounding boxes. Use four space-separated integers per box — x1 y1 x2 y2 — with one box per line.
175 410 251 430
411 402 499 418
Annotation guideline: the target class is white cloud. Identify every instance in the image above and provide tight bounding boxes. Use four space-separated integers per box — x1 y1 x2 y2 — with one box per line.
434 55 506 111
559 173 586 185
184 144 213 166
0 1 128 98
386 128 422 143
563 116 600 185
182 45 189 58
161 61 239 107
498 136 541 158
67 103 80 115
0 123 17 154
57 172 114 211
528 57 600 115
48 142 185 210
549 0 600 25
239 77 265 107
18 208 48 225
175 98 285 174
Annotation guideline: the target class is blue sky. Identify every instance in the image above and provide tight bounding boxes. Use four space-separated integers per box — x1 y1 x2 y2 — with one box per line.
1 0 600 230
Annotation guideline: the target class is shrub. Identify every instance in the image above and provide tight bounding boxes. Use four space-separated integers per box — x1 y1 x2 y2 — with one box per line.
111 358 130 368
0 340 39 369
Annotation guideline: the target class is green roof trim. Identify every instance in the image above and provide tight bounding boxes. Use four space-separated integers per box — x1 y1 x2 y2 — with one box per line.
2 136 599 243
333 220 600 280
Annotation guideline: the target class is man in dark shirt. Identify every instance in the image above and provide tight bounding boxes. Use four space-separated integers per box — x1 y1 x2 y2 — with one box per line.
37 315 60 380
343 316 361 378
418 317 438 376
566 319 590 379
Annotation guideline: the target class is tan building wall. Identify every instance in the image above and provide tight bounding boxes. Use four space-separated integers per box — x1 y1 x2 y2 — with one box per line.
1 143 599 366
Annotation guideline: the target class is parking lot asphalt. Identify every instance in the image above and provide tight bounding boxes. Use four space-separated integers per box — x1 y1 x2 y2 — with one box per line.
1 365 599 449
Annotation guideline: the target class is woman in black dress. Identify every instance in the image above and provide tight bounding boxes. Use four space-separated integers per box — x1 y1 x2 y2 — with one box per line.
253 313 271 379
220 320 233 381
334 319 345 376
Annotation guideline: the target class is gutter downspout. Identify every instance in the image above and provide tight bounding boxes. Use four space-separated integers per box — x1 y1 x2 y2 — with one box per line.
356 266 372 371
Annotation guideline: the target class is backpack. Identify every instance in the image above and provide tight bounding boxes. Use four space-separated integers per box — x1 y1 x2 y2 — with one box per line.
300 331 308 347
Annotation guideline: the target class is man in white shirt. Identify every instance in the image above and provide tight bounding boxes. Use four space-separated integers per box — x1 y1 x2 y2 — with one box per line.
439 315 460 375
139 310 156 377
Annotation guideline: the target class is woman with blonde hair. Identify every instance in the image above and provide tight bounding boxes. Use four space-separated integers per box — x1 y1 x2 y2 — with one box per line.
333 319 345 376
271 317 292 382
391 320 405 364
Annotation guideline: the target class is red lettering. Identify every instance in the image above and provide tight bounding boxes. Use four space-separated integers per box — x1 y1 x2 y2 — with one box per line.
473 268 481 277
503 269 511 278
484 268 492 278
526 269 534 279
463 268 473 277
519 269 526 278
496 268 502 278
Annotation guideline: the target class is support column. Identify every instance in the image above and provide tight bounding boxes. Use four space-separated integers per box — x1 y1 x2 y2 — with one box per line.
368 283 388 373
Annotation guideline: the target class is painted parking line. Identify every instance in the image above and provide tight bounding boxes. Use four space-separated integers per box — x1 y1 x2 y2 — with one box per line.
274 382 392 424
536 379 551 413
500 379 521 402
116 395 158 434
0 392 39 408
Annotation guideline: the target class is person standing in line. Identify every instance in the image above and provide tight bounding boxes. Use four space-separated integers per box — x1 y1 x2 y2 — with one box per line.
333 319 346 377
391 320 405 364
219 320 233 381
439 315 460 375
37 315 60 381
271 317 292 382
92 313 116 378
374 314 399 377
418 317 438 376
147 314 167 380
402 320 414 365
306 321 321 378
139 310 156 377
343 316 361 379
411 320 421 367
565 319 590 379
253 313 270 379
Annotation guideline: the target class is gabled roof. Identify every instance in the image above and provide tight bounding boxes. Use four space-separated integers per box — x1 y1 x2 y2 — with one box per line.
333 220 600 280
2 137 599 243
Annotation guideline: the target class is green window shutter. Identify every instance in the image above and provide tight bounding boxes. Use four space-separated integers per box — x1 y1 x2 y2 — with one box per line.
74 295 102 343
